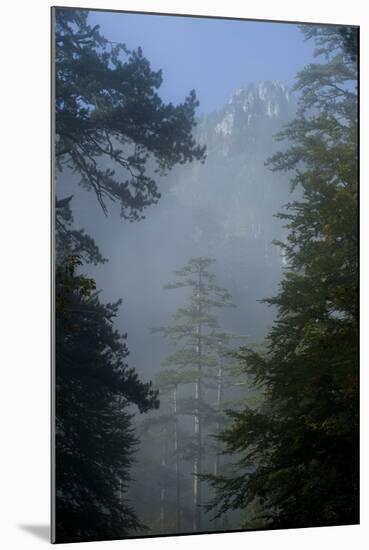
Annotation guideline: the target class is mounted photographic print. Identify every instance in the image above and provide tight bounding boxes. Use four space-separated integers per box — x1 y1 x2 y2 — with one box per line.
51 5 359 544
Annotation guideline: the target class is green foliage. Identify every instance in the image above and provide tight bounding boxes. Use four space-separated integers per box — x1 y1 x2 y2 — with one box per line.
54 8 206 220
56 198 107 265
205 26 358 529
154 258 236 409
127 259 240 535
153 258 237 531
55 255 159 542
53 7 208 541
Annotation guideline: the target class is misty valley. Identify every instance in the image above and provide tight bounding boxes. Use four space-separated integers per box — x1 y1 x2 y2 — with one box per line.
53 8 358 544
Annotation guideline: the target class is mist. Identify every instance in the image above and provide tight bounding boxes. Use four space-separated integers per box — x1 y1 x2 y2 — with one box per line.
53 8 358 542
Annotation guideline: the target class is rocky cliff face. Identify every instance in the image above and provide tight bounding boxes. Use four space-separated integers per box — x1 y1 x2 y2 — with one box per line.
197 80 296 158
81 81 298 343
216 81 292 131
167 81 296 243
158 81 296 334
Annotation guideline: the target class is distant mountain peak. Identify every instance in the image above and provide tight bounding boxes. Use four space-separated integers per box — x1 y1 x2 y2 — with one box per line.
229 80 290 107
215 81 293 138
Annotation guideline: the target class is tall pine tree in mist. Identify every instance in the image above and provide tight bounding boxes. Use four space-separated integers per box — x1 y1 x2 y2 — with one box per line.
154 258 235 532
205 25 358 529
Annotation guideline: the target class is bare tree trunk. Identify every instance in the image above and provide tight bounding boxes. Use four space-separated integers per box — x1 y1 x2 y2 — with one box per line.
160 435 167 531
193 270 203 532
214 353 224 476
173 385 181 532
213 354 223 530
193 375 203 531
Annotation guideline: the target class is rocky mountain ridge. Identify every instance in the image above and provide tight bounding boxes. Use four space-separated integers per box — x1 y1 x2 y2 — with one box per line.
197 80 296 157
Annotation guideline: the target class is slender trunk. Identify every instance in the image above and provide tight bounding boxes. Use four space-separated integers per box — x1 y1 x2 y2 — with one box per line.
213 354 223 530
160 435 167 531
173 385 181 532
214 354 223 477
193 375 202 531
193 271 203 532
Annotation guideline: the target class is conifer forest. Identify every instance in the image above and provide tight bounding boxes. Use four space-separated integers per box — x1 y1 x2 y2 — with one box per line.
52 7 358 543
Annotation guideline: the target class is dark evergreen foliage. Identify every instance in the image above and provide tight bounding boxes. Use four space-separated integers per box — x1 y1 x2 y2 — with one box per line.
55 255 159 542
53 12 358 539
205 25 358 529
54 8 206 220
153 258 236 532
53 7 205 541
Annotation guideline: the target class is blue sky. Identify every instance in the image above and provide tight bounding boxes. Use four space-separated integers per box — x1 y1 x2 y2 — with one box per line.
88 10 317 115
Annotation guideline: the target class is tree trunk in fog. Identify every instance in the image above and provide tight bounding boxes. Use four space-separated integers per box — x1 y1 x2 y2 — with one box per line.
157 258 234 533
173 385 181 531
213 354 223 530
160 436 167 531
193 271 203 532
214 356 224 477
193 376 203 531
